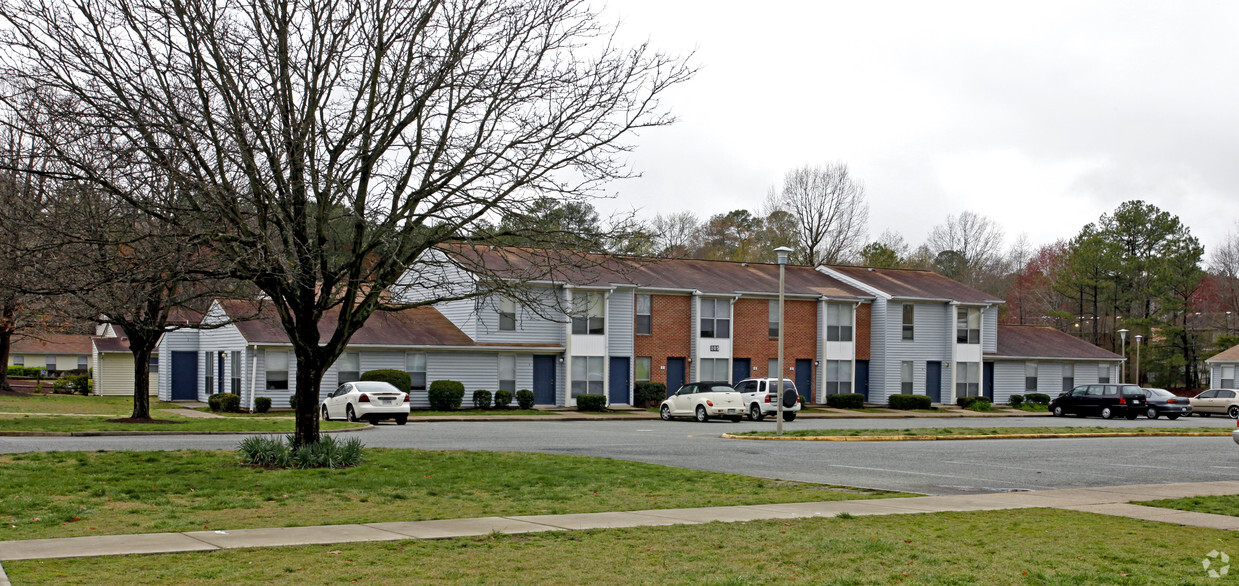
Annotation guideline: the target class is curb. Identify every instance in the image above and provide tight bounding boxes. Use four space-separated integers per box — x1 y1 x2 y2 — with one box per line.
0 425 372 437
722 431 1231 441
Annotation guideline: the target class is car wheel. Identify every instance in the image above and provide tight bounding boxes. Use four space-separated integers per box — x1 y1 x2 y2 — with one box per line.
750 404 765 422
695 405 709 423
321 405 331 421
396 414 408 425
1166 414 1180 420
1052 405 1064 417
1146 407 1158 419
366 415 379 425
1100 406 1114 420
782 411 796 422
660 405 672 421
346 405 358 422
1228 405 1239 419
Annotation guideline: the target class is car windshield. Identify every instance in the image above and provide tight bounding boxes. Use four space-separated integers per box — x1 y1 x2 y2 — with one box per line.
1119 384 1143 396
352 381 400 393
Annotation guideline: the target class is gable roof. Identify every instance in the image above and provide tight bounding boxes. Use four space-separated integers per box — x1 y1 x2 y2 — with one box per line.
823 265 1004 304
439 244 871 299
1207 344 1239 363
92 336 132 354
990 325 1123 361
216 299 477 347
10 334 94 356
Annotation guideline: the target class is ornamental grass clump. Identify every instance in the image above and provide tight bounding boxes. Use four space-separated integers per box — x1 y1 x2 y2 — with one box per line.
238 434 364 469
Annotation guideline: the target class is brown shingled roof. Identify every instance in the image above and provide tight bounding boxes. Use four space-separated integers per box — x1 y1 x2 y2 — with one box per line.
825 265 1003 304
991 325 1122 360
92 337 132 353
216 300 476 347
439 244 871 299
10 334 94 355
1207 344 1239 363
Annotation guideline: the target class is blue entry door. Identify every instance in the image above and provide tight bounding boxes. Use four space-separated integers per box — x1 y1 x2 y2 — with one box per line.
926 361 942 403
533 355 557 405
795 359 813 403
170 351 199 401
731 358 751 385
608 357 629 404
855 360 869 401
665 358 686 397
983 362 994 400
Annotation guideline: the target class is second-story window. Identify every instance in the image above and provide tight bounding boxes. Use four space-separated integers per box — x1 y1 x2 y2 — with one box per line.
902 304 915 340
571 291 605 335
498 297 516 331
956 307 980 344
700 298 730 338
636 294 652 335
827 304 853 342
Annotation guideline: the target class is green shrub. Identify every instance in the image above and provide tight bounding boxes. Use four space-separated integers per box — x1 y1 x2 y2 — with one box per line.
634 382 667 407
65 373 92 395
254 397 272 413
472 390 493 410
966 398 992 412
1025 393 1051 405
208 393 224 412
826 393 865 409
428 380 465 411
216 392 241 413
238 434 364 469
51 378 76 395
576 394 606 412
956 396 984 409
360 369 412 393
1008 394 1025 407
6 365 45 377
288 394 298 410
493 389 513 409
516 389 535 410
889 394 932 410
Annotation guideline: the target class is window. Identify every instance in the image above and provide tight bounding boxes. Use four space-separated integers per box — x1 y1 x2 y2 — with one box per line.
768 300 779 337
11 355 22 366
1025 362 1038 392
902 304 914 340
1221 365 1235 388
956 307 980 344
498 355 516 392
265 350 289 390
231 352 241 394
406 353 427 391
571 356 603 397
78 355 88 370
337 352 360 384
571 292 605 335
1098 363 1110 384
498 297 516 331
46 355 56 371
901 361 913 394
636 294 652 335
205 352 215 394
1062 363 1074 393
699 358 728 381
635 357 651 382
700 298 730 338
956 362 980 397
826 360 852 394
827 304 854 342
768 358 779 377
149 356 159 376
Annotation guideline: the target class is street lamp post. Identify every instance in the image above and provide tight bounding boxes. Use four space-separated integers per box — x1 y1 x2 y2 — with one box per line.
774 246 792 436
1134 334 1143 386
1118 329 1128 384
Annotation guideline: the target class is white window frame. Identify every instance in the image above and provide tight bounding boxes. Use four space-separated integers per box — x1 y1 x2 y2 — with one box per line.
768 300 779 337
265 350 289 390
956 362 980 397
902 304 914 340
1025 362 1038 392
1062 362 1074 393
571 292 605 335
12 355 22 366
337 352 360 384
636 294 652 336
205 352 216 394
699 358 728 381
700 298 730 339
956 307 980 344
1098 362 1110 384
768 358 779 378
826 360 852 394
1221 365 1235 388
46 355 56 371
230 352 242 394
827 304 853 342
498 297 516 331
901 361 913 394
635 357 651 382
571 356 604 397
498 354 516 393
406 352 427 391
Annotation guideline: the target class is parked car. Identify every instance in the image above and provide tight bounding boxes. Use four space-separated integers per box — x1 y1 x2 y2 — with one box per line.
659 381 745 422
1189 389 1239 418
735 377 801 422
320 381 410 425
1049 384 1147 420
1140 388 1191 420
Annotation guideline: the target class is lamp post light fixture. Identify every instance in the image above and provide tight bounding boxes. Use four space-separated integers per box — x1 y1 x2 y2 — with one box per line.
1118 329 1128 384
1134 334 1143 386
774 246 792 436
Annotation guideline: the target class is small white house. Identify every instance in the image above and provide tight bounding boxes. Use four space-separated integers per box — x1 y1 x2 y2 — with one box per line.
1206 344 1239 389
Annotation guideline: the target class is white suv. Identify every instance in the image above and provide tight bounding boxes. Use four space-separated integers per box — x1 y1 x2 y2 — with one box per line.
735 378 801 422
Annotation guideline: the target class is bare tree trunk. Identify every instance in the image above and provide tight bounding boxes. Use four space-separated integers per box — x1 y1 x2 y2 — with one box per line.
0 295 14 392
293 358 325 447
129 343 153 419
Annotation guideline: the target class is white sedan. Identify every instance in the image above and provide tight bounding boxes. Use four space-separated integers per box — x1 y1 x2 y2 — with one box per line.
321 381 409 425
659 381 746 422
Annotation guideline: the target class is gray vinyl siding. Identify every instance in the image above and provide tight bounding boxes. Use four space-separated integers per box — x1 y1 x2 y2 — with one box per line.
869 298 887 401
434 298 480 339
882 301 952 403
608 287 635 356
516 354 534 392
392 249 479 304
199 321 249 402
427 352 498 395
990 360 1122 404
157 329 198 401
982 306 998 353
473 287 565 344
251 347 299 408
991 362 1026 405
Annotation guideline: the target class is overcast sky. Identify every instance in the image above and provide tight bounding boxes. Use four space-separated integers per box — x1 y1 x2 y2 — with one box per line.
592 1 1239 256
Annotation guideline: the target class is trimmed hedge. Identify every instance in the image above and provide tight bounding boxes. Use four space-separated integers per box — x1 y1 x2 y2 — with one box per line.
428 380 466 411
360 369 412 393
634 382 667 407
1025 393 1051 405
516 389 535 410
472 390 493 410
254 397 272 413
493 390 513 409
6 366 46 377
825 393 865 409
956 396 987 409
1008 394 1025 407
576 394 606 412
889 394 932 410
288 394 298 410
218 393 241 413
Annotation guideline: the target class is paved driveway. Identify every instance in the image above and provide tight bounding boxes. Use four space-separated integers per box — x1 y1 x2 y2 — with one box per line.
2 416 1236 495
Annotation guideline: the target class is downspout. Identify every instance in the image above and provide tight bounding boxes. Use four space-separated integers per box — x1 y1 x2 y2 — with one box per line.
249 346 259 412
728 297 736 385
948 302 959 404
563 288 573 407
602 290 611 407
852 300 861 400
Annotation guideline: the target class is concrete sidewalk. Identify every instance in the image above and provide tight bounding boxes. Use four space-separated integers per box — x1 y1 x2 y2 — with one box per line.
2 481 1236 563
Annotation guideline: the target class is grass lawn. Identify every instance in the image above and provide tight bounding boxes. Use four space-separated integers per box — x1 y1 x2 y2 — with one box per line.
730 426 1230 438
0 394 178 415
0 449 905 541
192 408 296 418
6 509 1231 584
1137 495 1239 517
1013 404 1051 412
0 414 364 433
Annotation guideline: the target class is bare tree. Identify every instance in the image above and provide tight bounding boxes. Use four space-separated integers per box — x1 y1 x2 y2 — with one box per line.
766 162 869 266
926 211 1006 288
649 211 701 257
1212 224 1239 319
0 0 692 445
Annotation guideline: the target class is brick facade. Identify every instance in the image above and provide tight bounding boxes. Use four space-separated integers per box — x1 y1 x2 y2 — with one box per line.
633 294 692 390
732 298 819 400
856 303 871 361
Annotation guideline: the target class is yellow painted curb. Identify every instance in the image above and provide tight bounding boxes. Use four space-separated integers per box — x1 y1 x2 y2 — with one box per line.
721 432 1231 441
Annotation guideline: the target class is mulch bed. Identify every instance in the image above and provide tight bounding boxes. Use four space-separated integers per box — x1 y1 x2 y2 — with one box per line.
104 418 186 424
